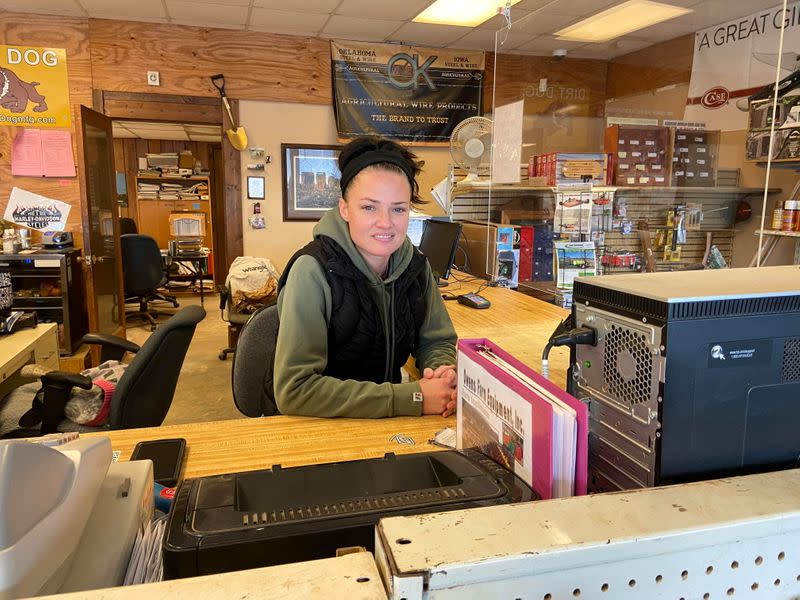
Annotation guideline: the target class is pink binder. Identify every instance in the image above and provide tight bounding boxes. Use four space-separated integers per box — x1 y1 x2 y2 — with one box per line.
458 338 588 499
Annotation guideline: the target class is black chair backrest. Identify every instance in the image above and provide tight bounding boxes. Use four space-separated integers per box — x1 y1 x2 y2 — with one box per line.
120 234 164 295
110 305 206 429
232 303 280 417
119 218 138 235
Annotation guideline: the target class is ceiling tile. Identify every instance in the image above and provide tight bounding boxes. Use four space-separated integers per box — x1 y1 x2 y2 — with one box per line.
185 126 222 135
559 47 617 59
167 1 249 26
515 0 559 9
252 0 340 12
320 15 403 42
112 123 137 137
448 28 500 51
668 0 781 31
249 8 328 34
5 0 85 15
625 20 696 43
479 9 532 30
543 0 617 17
335 0 433 21
388 22 471 47
515 35 587 53
79 0 167 19
506 12 578 35
167 0 250 5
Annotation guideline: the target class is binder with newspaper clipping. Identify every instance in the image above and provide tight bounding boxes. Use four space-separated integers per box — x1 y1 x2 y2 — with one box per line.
456 338 588 499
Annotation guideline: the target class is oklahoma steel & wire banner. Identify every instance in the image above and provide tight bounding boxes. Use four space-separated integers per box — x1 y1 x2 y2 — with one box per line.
331 40 484 142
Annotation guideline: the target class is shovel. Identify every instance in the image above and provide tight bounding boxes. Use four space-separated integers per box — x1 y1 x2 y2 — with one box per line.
211 74 248 151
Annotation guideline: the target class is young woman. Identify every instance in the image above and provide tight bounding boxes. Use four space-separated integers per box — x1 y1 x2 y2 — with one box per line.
274 136 458 418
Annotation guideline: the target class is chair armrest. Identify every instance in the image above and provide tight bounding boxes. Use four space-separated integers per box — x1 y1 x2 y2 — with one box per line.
82 333 141 362
39 371 93 435
218 286 230 312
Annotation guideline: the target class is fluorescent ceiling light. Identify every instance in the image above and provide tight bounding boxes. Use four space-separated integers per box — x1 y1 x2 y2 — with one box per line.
555 0 691 43
413 0 522 27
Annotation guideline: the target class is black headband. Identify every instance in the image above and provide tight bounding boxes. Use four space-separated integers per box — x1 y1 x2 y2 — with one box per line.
339 150 416 197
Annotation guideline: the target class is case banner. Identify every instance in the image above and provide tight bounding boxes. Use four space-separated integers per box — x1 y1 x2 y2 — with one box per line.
1 45 71 128
331 40 484 142
685 2 800 131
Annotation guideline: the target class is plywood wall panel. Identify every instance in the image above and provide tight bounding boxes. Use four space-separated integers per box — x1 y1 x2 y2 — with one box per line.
0 13 93 248
88 19 332 105
485 53 608 117
607 35 694 99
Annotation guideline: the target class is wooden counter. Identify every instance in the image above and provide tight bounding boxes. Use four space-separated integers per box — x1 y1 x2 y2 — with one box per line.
85 415 453 479
86 285 569 479
446 283 570 385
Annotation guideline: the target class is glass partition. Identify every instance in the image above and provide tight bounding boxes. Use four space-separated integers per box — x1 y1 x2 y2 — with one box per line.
448 1 794 307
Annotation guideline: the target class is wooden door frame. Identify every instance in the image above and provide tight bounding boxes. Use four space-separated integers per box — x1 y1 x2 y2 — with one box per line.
92 90 243 282
76 105 126 344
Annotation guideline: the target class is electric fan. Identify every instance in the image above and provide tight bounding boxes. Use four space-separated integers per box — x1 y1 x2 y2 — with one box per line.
450 116 493 185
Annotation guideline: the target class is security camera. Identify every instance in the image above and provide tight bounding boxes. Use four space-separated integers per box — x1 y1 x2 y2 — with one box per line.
552 48 568 60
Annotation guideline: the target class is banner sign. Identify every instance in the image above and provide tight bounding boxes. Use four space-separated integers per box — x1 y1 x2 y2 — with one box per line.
685 2 800 130
331 40 484 142
1 45 71 128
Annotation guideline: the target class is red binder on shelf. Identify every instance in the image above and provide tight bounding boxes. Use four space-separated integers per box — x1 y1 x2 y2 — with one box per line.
456 338 588 499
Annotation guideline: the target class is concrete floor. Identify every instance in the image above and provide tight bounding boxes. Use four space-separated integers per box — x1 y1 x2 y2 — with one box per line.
125 292 244 425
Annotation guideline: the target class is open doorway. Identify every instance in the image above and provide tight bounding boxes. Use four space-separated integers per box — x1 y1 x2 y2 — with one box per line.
110 120 223 298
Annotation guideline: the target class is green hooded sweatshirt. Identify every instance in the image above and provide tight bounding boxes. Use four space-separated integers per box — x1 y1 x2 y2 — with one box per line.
274 208 458 417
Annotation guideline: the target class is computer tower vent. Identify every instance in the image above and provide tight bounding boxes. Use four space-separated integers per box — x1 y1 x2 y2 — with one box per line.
573 282 668 324
603 324 653 406
669 295 800 321
783 338 800 382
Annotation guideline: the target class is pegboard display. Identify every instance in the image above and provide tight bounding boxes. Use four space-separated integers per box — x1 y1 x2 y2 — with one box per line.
376 469 800 600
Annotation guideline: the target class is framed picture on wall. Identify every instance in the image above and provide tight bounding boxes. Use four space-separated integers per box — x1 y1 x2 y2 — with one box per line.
247 176 265 199
281 143 342 221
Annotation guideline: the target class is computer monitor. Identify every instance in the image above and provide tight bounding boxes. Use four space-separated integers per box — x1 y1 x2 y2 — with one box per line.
418 219 462 286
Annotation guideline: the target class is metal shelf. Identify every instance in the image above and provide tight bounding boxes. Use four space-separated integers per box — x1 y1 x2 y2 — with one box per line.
755 228 800 238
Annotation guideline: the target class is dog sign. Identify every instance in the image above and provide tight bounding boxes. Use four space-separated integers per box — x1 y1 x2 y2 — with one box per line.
1 45 70 128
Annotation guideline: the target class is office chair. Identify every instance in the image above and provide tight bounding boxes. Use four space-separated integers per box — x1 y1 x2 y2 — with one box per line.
118 217 138 235
121 234 179 331
232 304 280 417
0 305 206 438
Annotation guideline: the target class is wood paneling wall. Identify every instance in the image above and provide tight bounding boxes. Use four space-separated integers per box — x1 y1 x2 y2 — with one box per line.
486 53 609 116
0 13 93 248
2 9 696 262
88 19 332 104
607 35 694 99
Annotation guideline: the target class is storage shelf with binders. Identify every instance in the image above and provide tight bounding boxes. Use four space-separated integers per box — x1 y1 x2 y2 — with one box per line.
0 248 88 355
135 175 214 255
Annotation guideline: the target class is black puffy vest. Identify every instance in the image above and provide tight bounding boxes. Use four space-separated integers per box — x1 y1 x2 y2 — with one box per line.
279 236 428 384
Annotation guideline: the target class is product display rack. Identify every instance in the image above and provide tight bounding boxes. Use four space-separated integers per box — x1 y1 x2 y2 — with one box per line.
449 177 776 276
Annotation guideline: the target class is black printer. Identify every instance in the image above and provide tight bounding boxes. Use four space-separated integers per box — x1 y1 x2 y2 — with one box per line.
163 449 534 578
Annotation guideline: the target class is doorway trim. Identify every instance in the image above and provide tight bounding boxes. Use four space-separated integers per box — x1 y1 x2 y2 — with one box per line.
93 90 243 281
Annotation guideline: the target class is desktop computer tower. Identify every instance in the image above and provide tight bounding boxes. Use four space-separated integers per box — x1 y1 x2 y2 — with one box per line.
569 266 800 492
